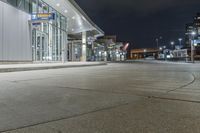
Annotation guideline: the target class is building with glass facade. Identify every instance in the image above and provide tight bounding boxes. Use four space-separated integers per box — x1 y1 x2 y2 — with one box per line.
0 0 104 62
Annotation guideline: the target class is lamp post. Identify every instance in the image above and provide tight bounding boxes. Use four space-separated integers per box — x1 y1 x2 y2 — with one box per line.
191 31 196 63
155 36 163 49
156 38 159 49
170 41 175 50
178 38 182 47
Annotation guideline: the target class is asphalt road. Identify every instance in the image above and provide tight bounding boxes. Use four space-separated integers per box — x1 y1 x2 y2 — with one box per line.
1 62 200 133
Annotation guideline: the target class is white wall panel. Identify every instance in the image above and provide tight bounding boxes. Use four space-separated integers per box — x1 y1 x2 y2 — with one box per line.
0 1 32 61
0 3 3 60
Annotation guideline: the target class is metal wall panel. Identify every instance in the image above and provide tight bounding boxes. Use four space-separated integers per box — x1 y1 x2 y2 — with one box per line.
0 3 3 60
0 1 32 61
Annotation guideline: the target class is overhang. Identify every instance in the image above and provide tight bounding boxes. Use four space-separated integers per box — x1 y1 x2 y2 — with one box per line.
43 0 104 37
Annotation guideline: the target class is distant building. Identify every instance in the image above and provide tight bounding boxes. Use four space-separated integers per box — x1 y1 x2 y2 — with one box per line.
185 13 200 60
95 35 128 61
185 23 195 47
130 48 160 60
185 13 200 47
193 13 200 37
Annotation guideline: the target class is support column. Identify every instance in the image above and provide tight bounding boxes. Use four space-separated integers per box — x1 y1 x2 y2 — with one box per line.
81 31 87 62
191 42 194 63
191 37 195 63
62 32 68 63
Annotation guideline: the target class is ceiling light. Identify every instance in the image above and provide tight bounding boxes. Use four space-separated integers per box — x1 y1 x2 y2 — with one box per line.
82 16 86 21
72 16 75 19
56 3 60 7
64 10 68 13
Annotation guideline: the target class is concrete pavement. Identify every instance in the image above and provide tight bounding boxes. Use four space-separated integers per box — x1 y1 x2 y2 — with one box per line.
0 62 200 132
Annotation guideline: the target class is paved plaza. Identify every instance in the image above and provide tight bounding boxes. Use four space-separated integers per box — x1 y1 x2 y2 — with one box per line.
0 62 200 133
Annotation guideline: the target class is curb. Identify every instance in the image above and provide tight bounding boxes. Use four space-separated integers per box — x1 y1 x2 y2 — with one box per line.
110 61 198 65
0 63 107 73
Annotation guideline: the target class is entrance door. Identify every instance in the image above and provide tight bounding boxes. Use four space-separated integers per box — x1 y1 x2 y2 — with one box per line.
32 30 48 62
67 41 82 61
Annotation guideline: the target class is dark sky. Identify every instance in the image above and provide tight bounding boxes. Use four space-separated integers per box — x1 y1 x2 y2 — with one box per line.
75 0 200 48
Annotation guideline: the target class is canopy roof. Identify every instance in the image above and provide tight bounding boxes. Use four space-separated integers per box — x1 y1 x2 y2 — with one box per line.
43 0 104 37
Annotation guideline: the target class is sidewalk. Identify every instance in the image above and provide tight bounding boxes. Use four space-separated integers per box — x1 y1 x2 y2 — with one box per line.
122 60 200 65
0 62 107 73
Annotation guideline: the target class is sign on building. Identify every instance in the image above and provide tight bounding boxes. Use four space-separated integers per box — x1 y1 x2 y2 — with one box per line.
31 13 56 22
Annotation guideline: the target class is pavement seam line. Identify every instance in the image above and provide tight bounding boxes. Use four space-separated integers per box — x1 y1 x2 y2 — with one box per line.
166 73 196 93
149 96 200 104
0 102 129 133
60 86 200 104
58 86 148 98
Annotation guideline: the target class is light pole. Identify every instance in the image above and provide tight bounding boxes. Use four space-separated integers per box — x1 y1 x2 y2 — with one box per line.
178 38 182 47
155 36 163 49
156 38 159 49
170 41 175 50
191 31 196 63
163 46 167 60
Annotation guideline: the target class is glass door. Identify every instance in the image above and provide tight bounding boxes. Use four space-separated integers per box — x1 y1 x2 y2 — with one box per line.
32 30 48 62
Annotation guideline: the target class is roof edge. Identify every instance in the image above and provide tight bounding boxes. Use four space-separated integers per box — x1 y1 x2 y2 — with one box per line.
68 0 104 35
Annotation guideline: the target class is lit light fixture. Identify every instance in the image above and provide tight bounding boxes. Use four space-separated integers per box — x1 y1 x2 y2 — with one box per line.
56 3 60 7
72 16 75 19
81 16 86 21
78 22 82 26
64 10 68 13
42 4 45 7
192 31 196 35
71 28 74 31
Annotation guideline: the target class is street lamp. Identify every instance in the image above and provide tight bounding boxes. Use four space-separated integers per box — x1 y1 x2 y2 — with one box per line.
155 36 163 49
156 38 159 49
191 31 196 63
178 38 182 47
170 41 175 50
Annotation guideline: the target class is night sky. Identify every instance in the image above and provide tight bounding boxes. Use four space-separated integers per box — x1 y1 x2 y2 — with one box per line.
75 0 200 48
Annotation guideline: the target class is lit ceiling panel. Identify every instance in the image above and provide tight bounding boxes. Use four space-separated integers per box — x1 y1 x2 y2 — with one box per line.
43 0 104 36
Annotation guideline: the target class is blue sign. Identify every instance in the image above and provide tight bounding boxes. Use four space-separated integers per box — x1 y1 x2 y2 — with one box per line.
31 13 56 21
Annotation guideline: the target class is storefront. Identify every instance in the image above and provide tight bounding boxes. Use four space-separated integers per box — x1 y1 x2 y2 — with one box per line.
0 0 104 62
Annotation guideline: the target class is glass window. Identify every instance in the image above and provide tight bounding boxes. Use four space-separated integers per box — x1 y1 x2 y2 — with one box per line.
56 12 60 28
49 7 56 26
32 0 37 13
38 0 43 13
7 0 17 7
42 3 48 13
60 15 66 30
24 0 32 13
17 0 25 10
